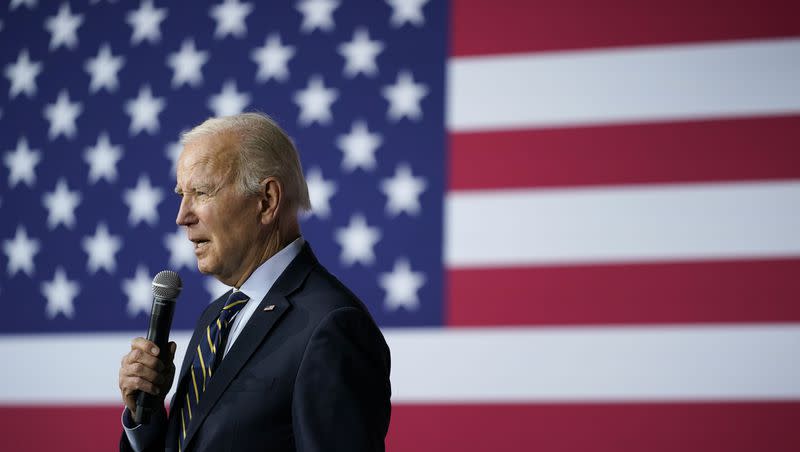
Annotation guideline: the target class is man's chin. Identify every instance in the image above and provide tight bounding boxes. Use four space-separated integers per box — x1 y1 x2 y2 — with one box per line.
196 259 214 275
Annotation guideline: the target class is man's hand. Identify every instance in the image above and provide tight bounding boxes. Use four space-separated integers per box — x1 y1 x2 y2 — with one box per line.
119 338 177 417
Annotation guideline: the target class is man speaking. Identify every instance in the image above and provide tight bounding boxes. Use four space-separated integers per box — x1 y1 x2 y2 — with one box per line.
118 113 391 451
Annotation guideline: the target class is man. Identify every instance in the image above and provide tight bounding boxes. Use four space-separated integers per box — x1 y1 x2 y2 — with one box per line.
118 113 391 452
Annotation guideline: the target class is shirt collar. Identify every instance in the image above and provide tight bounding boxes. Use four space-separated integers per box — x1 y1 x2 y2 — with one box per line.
233 236 305 304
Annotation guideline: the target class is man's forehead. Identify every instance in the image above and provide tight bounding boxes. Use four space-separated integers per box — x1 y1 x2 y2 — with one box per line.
180 132 238 163
177 133 239 179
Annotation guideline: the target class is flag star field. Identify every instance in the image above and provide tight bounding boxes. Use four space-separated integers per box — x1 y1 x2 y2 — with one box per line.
1 0 444 335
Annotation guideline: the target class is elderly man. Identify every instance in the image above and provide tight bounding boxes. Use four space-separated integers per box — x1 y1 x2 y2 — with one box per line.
118 113 391 452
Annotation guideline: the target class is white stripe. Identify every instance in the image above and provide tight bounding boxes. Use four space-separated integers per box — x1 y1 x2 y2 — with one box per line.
388 325 800 402
0 325 798 403
445 180 800 268
0 332 191 405
448 38 800 131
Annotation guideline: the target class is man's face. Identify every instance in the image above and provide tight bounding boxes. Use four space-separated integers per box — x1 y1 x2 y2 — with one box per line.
174 134 262 285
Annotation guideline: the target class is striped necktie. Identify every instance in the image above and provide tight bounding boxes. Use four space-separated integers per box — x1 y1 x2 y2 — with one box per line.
178 290 249 451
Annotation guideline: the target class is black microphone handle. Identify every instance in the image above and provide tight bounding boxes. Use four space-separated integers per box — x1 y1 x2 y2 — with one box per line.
134 297 176 424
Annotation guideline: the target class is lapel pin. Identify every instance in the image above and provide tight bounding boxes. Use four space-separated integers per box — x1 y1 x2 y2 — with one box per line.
263 305 275 311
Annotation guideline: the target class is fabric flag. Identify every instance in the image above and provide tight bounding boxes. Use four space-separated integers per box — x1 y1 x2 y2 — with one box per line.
0 1 798 451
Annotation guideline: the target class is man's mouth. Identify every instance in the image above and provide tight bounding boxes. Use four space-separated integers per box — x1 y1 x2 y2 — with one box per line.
191 239 210 250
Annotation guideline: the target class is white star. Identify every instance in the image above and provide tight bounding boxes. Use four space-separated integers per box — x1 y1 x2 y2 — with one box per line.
3 226 40 277
293 75 338 126
43 90 83 140
82 222 122 274
163 227 196 270
10 0 37 10
126 0 167 45
125 85 165 135
334 213 381 266
338 27 384 78
123 265 153 317
44 2 83 50
250 33 295 83
123 174 164 226
205 277 230 302
167 38 209 88
379 258 425 311
4 49 42 98
84 43 125 93
381 163 426 216
41 267 80 319
165 140 182 177
336 120 381 172
4 137 41 188
209 0 253 39
208 79 250 117
386 0 429 27
304 167 336 219
84 132 123 184
382 70 428 121
296 0 339 33
42 178 82 229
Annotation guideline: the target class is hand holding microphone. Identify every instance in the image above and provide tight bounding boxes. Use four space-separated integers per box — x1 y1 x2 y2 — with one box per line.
118 270 182 424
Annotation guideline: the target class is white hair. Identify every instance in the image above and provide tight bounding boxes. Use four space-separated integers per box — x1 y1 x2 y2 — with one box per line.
181 112 311 213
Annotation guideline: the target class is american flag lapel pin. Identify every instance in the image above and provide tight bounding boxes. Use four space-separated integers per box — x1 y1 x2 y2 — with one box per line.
263 305 275 311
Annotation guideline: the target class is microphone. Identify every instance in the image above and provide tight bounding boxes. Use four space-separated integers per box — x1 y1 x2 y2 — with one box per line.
134 270 182 424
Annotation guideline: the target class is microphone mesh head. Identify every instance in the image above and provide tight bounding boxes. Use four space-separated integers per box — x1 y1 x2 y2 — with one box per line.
152 270 182 300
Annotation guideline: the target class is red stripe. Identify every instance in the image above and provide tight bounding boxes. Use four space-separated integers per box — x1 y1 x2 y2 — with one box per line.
449 115 800 191
388 402 800 452
2 403 797 451
452 0 800 56
447 259 800 326
0 405 121 451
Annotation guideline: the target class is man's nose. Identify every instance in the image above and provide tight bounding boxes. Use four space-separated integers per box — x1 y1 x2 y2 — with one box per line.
175 197 196 226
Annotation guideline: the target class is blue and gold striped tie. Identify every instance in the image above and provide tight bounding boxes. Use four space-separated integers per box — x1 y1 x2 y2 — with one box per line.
178 290 249 451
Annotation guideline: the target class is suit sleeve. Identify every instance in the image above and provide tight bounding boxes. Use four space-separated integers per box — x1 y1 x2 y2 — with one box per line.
292 307 392 452
119 405 168 452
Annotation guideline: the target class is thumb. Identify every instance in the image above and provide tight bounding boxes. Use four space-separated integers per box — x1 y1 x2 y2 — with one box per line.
169 341 177 359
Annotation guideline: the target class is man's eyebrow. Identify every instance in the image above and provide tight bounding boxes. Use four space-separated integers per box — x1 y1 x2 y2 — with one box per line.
174 183 218 195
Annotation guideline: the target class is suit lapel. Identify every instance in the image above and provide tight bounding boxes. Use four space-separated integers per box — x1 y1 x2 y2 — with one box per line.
181 243 318 449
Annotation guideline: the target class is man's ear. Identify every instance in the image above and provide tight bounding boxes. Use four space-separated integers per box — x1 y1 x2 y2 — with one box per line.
259 177 282 225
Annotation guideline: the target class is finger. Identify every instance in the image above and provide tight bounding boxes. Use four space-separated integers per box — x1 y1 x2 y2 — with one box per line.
122 362 166 386
121 368 165 392
169 342 177 359
121 375 161 396
131 337 161 357
124 348 165 372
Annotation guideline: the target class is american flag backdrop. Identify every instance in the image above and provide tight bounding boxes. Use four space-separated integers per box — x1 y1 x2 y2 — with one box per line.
1 0 799 451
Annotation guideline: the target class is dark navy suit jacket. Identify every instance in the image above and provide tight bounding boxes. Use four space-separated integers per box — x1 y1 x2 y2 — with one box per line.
121 243 392 451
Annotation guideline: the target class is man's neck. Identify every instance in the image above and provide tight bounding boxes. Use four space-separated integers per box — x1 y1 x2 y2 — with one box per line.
232 227 300 289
